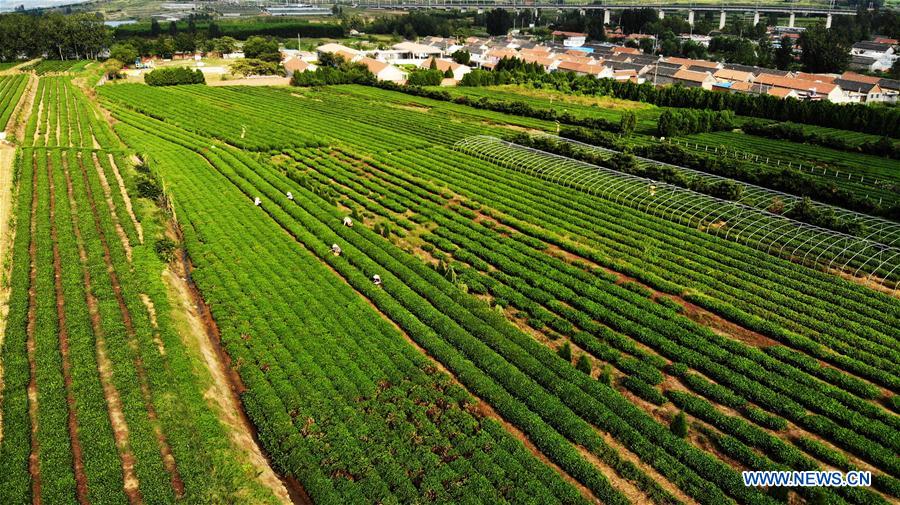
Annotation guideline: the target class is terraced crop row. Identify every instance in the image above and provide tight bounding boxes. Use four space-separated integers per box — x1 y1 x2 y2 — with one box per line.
102 82 900 505
280 142 899 502
0 74 27 129
0 77 286 504
97 81 899 504
24 60 91 76
111 110 598 505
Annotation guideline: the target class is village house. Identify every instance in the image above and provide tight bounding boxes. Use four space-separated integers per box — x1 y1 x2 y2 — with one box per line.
283 57 316 77
713 68 755 83
357 57 407 83
834 77 885 103
671 69 716 90
420 57 472 80
754 73 845 102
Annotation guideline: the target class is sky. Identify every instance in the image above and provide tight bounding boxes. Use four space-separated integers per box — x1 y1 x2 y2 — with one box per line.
0 0 92 11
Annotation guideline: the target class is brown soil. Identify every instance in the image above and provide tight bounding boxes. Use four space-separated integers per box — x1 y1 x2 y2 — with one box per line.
77 153 185 498
64 154 143 504
106 154 143 244
138 293 166 357
31 80 44 145
48 154 90 503
389 103 431 113
595 427 699 505
91 152 132 261
0 144 14 441
27 152 42 504
576 443 647 504
165 253 296 505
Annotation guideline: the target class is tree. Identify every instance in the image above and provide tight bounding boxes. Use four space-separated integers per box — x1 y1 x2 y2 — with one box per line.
109 43 138 65
229 58 282 77
774 36 794 70
485 8 513 36
153 36 175 58
243 36 281 63
557 341 572 362
150 18 161 37
168 20 178 36
598 364 613 385
211 36 237 55
891 58 900 79
670 411 688 438
756 37 774 68
174 33 195 53
798 25 850 73
102 58 123 79
619 111 637 135
575 354 592 374
207 21 221 39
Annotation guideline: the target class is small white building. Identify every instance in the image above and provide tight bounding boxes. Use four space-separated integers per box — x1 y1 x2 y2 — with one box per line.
552 31 587 48
419 57 471 81
358 57 407 83
850 41 896 72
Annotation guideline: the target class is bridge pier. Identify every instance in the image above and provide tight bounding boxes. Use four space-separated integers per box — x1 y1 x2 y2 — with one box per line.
603 8 610 25
719 10 726 30
788 12 795 28
688 10 694 27
826 13 832 29
753 11 760 26
658 9 664 20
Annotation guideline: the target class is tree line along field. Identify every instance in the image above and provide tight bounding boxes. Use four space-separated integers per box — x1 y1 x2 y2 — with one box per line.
87 81 900 504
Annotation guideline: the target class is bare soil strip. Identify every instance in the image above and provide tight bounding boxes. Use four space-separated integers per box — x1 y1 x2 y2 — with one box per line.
49 152 90 504
166 253 296 505
63 159 143 505
0 144 14 441
77 153 185 498
107 154 143 244
91 152 132 261
27 153 42 505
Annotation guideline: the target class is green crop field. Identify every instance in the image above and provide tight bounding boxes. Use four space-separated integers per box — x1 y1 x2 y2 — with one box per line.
678 132 900 207
22 60 93 76
0 74 27 130
0 74 897 505
438 84 900 212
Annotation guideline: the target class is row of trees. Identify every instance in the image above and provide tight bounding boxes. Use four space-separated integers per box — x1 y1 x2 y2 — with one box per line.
110 33 282 62
0 12 107 61
657 109 735 137
144 67 205 86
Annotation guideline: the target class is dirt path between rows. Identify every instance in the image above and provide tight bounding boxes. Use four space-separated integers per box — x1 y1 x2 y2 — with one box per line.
0 144 15 329
48 153 90 503
91 152 132 262
108 154 143 244
64 157 142 505
77 152 185 498
165 253 297 505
